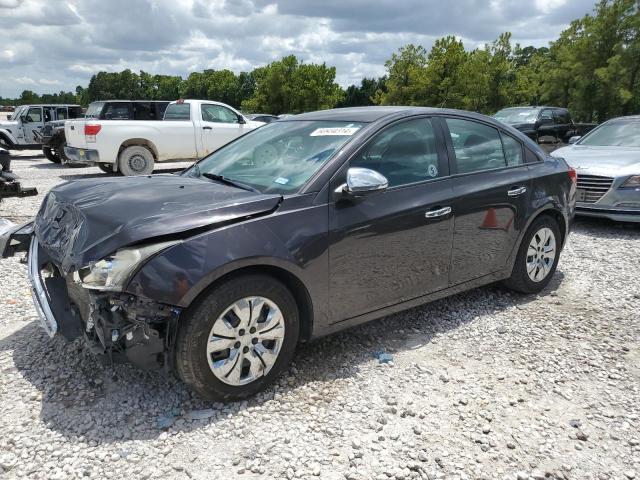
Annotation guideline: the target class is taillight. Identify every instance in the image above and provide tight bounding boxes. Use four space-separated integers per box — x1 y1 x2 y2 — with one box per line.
84 124 101 143
568 167 577 184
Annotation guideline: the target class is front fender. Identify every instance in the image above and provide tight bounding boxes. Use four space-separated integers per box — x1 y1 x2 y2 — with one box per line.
125 200 329 324
0 128 18 146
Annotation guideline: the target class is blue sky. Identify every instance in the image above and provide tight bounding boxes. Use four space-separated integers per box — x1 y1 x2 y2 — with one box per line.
0 0 596 98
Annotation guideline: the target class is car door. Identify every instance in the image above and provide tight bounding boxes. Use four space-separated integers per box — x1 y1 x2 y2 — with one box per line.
442 117 532 285
328 117 455 322
21 107 44 144
200 104 246 155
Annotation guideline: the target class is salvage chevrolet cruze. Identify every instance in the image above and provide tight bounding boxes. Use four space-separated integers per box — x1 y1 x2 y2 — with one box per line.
0 107 576 401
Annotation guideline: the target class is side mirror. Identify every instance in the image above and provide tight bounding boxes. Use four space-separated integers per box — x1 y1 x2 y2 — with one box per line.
237 114 246 124
338 167 388 198
568 136 581 144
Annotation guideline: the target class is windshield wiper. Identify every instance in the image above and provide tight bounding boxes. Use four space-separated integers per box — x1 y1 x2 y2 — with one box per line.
201 172 260 193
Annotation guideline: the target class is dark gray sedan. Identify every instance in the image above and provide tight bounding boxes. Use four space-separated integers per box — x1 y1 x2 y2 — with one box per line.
1 107 576 401
552 116 640 222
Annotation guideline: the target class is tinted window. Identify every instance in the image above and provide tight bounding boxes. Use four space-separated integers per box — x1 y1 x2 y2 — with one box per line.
445 118 506 174
56 107 68 120
25 107 42 123
501 133 524 166
351 118 440 187
164 103 191 121
69 106 83 118
201 104 239 124
553 109 570 124
155 102 169 119
134 102 152 120
539 109 553 123
103 103 131 119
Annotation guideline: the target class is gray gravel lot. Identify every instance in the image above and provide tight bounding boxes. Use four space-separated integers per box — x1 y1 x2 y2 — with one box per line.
1 152 639 480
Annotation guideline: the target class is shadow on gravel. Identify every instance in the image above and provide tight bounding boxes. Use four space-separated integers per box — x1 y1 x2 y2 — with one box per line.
1 264 567 445
10 154 45 160
572 217 640 237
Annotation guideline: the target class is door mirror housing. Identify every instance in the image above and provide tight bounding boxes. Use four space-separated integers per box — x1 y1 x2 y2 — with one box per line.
237 114 246 124
340 167 388 198
568 135 581 144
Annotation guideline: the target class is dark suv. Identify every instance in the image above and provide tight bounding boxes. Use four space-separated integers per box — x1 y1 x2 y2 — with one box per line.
494 106 575 143
1 106 576 401
40 101 170 165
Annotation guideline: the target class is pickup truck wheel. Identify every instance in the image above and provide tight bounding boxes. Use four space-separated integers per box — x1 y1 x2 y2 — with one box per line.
118 146 155 176
42 146 61 163
175 274 299 401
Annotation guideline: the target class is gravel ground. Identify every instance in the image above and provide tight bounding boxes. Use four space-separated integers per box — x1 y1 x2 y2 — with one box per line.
1 152 639 480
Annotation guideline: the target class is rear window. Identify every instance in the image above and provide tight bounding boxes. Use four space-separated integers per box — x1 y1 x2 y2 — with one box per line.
164 103 191 121
85 102 105 119
103 103 132 120
133 102 152 120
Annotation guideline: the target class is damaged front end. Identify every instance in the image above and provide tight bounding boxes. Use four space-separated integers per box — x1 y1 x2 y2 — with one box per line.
24 235 182 372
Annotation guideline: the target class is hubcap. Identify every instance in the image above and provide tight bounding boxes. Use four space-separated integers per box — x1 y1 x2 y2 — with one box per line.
129 154 147 172
526 227 556 282
206 296 285 386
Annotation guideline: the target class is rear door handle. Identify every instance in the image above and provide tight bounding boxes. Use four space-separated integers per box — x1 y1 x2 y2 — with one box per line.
507 186 527 197
202 126 212 130
425 206 452 218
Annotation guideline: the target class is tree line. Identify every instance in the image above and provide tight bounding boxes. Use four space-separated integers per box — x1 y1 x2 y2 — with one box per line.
1 0 637 122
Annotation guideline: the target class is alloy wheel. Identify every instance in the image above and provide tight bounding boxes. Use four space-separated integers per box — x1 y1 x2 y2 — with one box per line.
526 227 556 282
206 296 285 386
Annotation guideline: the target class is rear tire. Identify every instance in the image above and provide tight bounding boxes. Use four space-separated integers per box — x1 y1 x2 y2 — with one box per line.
42 146 60 163
118 145 154 176
502 215 561 294
175 274 299 402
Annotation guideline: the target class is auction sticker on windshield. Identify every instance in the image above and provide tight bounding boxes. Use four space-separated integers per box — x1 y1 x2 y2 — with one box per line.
310 127 360 136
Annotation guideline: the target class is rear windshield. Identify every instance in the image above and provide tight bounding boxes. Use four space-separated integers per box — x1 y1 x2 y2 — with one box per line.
164 103 191 121
85 102 105 119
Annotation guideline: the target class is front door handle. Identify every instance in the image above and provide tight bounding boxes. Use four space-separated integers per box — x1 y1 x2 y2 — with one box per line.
425 206 452 218
202 126 212 130
507 186 527 197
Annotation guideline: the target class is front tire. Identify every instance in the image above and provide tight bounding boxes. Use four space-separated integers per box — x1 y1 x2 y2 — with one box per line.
118 145 155 176
503 215 561 294
97 163 114 174
175 274 299 401
42 146 61 163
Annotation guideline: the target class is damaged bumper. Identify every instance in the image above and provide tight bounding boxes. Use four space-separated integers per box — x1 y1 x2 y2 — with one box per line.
4 230 182 372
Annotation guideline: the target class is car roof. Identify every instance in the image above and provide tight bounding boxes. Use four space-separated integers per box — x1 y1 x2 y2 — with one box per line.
20 104 80 107
284 106 514 125
90 100 170 103
498 106 567 111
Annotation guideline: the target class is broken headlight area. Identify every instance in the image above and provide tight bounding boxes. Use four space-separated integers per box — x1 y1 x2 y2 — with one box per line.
74 240 180 291
36 246 182 372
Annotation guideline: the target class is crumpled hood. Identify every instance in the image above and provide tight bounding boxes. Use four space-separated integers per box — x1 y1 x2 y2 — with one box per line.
34 174 282 273
552 145 640 176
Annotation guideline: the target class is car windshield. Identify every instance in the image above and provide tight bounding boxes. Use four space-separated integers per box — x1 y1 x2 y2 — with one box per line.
184 120 365 194
9 106 25 120
578 119 640 147
494 108 540 124
85 102 105 119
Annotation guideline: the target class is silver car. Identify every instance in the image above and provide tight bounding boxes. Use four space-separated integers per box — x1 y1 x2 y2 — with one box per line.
552 116 640 222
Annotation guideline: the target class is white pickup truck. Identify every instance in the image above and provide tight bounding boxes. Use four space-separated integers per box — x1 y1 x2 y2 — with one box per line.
64 99 265 175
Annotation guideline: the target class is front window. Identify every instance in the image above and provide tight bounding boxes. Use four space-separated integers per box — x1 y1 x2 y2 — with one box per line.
578 119 640 147
494 108 540 124
9 106 25 120
201 104 239 124
184 120 365 194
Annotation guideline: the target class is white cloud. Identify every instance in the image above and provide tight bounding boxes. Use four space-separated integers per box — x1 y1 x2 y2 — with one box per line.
0 0 596 98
